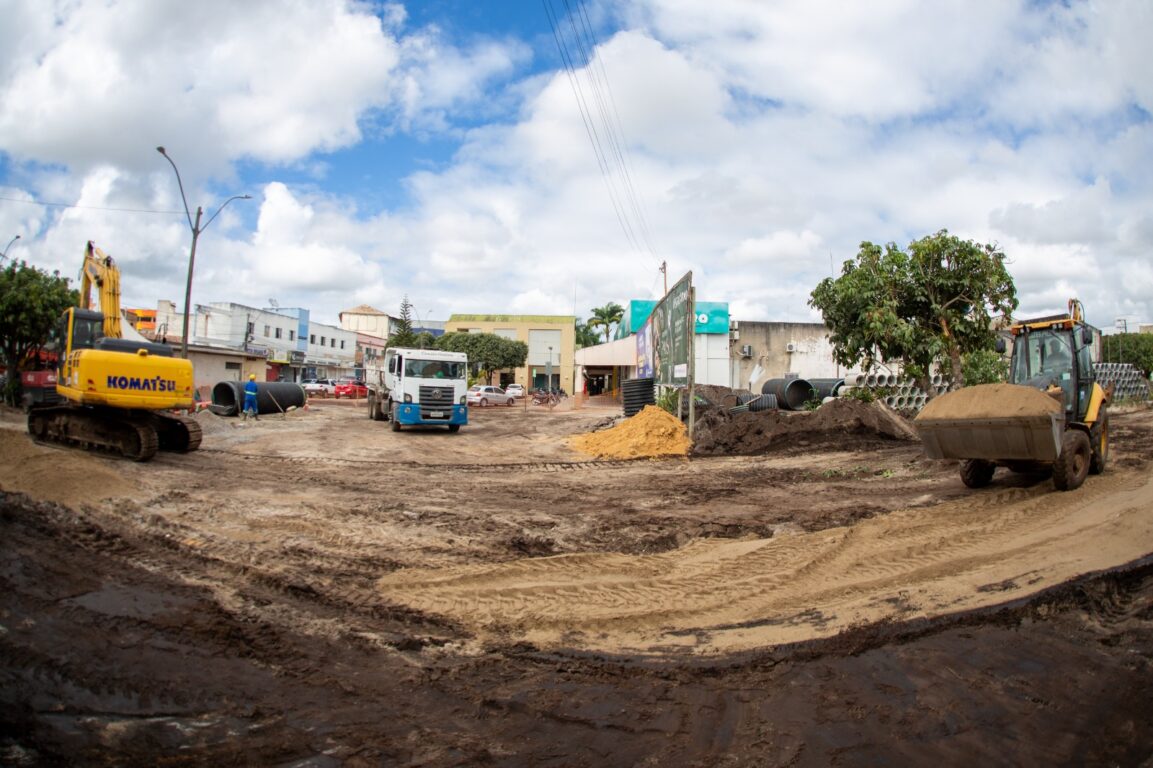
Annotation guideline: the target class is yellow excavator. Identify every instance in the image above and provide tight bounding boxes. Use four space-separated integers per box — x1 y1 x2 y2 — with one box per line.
915 299 1109 491
26 241 202 461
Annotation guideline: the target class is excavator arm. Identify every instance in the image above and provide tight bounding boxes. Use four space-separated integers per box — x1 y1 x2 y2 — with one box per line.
81 241 123 339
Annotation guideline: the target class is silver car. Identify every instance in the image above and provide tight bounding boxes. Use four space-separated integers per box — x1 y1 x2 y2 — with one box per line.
467 385 515 407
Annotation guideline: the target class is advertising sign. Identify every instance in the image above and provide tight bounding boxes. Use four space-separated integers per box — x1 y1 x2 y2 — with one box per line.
649 272 693 387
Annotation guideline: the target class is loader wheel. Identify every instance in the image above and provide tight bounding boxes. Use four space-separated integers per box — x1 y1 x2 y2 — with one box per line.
1089 406 1109 475
960 459 995 488
1053 430 1091 491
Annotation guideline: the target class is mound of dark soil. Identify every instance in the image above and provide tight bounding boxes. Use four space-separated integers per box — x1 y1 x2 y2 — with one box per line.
692 396 918 456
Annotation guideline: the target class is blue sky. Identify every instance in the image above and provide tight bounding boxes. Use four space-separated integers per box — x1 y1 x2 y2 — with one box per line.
1 0 1151 333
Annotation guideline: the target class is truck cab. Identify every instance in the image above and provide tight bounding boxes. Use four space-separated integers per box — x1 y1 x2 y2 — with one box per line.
365 347 469 432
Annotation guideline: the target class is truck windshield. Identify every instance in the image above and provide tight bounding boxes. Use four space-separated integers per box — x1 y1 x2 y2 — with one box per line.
404 359 465 379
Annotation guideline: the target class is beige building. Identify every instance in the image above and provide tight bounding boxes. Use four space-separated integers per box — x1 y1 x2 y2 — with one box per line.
339 305 395 338
446 314 575 391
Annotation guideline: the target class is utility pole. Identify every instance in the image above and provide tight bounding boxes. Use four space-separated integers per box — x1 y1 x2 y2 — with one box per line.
660 260 667 295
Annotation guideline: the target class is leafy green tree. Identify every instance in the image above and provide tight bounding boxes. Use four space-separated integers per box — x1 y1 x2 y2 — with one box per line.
809 230 1017 394
436 332 528 383
1101 333 1153 378
0 260 77 405
387 295 419 348
961 347 1009 385
587 302 624 344
575 318 600 348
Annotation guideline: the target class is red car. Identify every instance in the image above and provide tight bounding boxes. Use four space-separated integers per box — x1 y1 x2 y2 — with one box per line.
333 378 367 399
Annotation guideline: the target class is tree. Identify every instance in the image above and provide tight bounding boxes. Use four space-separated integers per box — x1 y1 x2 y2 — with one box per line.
387 295 419 348
436 332 528 383
0 260 77 405
808 230 1017 394
1102 333 1153 378
587 302 624 345
575 318 600 349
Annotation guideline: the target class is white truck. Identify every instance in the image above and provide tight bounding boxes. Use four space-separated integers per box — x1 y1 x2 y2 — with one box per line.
365 347 469 432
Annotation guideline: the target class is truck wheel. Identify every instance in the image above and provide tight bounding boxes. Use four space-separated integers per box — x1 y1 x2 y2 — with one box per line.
390 402 401 432
960 459 995 488
1089 406 1109 475
1053 430 1091 491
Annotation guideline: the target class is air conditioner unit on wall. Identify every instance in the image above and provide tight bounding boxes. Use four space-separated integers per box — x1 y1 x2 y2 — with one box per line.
786 342 797 353
740 344 752 358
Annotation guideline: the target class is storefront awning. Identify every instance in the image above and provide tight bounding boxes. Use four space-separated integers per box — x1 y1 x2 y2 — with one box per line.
575 336 637 367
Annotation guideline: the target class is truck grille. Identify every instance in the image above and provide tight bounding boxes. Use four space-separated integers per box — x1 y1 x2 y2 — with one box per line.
419 385 455 417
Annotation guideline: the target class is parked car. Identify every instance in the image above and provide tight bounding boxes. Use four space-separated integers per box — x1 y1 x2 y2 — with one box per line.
333 378 368 399
505 383 525 397
467 384 515 407
302 378 336 398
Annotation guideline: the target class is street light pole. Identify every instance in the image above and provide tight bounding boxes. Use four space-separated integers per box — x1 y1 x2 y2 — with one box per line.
156 146 250 358
0 234 20 261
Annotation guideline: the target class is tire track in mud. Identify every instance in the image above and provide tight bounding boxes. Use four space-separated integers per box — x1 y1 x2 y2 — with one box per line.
193 446 636 474
377 468 1153 655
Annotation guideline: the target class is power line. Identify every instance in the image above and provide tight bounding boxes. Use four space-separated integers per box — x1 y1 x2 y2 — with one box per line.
543 0 661 267
0 194 187 215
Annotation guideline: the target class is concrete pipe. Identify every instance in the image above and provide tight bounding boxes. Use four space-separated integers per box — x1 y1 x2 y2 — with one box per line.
761 378 816 410
212 381 306 416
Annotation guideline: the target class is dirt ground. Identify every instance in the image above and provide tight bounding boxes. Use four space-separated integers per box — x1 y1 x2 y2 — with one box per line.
2 393 1152 766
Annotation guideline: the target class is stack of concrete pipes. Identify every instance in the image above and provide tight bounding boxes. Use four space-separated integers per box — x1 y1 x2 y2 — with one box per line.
1094 362 1151 400
836 372 954 412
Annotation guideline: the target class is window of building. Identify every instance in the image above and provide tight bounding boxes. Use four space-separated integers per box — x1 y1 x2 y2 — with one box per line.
310 334 316 344
263 324 270 337
320 336 326 346
225 361 241 371
340 340 345 349
246 321 255 338
274 328 282 339
289 330 295 341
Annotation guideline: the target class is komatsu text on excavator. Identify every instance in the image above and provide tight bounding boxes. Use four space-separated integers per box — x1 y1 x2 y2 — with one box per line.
26 241 202 461
915 299 1109 491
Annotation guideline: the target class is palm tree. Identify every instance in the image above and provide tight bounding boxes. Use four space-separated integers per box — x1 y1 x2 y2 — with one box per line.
587 302 625 345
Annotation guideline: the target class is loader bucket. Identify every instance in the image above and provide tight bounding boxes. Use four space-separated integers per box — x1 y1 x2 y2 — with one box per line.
914 383 1065 462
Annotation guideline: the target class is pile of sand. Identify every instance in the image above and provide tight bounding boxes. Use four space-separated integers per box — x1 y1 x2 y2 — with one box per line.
570 405 692 459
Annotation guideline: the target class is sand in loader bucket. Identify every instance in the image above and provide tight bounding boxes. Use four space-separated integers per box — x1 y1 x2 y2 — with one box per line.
917 383 1062 421
914 383 1065 462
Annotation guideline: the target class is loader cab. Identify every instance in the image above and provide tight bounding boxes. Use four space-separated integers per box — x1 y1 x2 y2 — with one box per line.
1008 324 1095 421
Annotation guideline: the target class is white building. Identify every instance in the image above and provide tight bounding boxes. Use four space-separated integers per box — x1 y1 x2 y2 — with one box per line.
155 300 357 384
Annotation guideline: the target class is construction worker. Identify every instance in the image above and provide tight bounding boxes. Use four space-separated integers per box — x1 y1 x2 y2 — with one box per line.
243 373 259 420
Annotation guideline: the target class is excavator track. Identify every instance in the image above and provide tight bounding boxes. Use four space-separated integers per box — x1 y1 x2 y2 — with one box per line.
26 406 202 462
153 411 203 453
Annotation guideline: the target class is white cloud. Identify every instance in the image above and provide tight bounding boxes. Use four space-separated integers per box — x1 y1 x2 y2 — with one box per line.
2 0 1152 333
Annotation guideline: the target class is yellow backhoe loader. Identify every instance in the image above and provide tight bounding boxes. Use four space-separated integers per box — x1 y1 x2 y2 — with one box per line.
914 299 1109 491
26 241 202 461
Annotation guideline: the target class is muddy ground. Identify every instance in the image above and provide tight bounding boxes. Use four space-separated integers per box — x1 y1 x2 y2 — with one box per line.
1 395 1152 766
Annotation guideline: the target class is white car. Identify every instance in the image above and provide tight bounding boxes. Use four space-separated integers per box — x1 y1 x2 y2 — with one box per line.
505 383 525 397
467 385 515 407
302 378 336 397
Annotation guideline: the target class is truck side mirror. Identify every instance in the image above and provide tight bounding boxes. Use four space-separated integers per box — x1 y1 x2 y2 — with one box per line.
994 338 1006 354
